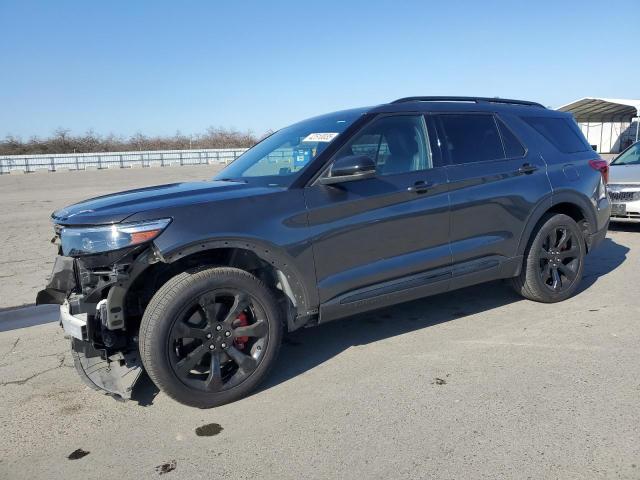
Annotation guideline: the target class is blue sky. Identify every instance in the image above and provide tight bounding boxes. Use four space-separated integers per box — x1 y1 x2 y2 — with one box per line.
1 0 638 138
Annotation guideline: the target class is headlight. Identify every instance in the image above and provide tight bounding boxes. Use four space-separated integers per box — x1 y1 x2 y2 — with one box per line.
59 218 171 256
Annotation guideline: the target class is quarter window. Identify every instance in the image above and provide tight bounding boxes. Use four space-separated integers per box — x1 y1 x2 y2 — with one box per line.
436 114 504 164
333 115 432 175
522 116 589 153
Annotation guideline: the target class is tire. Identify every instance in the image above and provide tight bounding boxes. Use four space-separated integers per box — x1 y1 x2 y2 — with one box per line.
509 213 586 303
139 267 283 408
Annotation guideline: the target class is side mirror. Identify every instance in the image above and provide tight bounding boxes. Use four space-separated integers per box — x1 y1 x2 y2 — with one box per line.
318 155 376 185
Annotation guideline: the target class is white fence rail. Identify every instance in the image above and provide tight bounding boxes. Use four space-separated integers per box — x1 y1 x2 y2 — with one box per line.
0 148 249 174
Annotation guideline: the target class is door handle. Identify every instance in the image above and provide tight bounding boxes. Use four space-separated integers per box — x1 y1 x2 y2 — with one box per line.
517 163 538 175
407 180 433 193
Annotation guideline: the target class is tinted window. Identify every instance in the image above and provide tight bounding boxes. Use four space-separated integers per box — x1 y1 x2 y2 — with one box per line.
522 116 589 153
334 115 431 175
497 118 526 158
436 114 504 164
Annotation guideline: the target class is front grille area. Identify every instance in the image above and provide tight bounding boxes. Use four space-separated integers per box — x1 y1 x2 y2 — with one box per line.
610 184 640 189
611 212 640 219
609 191 638 202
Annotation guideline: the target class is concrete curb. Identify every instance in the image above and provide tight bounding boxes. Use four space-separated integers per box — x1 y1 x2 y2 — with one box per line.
0 304 59 332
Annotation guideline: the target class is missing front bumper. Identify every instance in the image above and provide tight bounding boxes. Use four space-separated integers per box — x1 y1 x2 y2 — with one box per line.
71 338 142 400
62 303 143 400
61 299 141 400
38 254 144 400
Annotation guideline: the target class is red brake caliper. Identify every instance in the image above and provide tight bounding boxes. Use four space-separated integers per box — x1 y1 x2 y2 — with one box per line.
234 312 250 350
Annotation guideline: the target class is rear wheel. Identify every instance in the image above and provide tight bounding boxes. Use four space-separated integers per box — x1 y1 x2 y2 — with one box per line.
510 213 586 303
139 267 282 408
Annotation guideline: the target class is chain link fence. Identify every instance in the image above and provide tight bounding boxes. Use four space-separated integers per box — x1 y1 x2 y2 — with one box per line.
0 148 249 174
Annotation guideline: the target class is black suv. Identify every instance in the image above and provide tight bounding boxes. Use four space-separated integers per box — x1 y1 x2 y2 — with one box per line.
38 97 611 407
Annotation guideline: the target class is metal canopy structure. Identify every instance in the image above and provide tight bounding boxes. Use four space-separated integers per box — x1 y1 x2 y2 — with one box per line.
557 98 640 154
558 97 640 122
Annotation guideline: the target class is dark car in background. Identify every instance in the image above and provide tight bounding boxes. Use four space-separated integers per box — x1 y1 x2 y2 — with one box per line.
38 96 611 407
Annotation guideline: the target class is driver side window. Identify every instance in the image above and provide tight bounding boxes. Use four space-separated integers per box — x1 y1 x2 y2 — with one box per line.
334 115 432 176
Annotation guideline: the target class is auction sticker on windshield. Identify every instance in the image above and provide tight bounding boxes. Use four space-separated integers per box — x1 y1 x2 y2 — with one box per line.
302 133 339 143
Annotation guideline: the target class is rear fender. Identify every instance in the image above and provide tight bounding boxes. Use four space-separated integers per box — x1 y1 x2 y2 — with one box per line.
516 190 597 258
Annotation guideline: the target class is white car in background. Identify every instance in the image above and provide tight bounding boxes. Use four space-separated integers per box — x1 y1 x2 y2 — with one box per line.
609 141 640 222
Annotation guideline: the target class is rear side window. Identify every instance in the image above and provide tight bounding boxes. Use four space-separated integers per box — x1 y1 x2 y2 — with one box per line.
436 114 504 164
522 116 589 153
497 118 526 158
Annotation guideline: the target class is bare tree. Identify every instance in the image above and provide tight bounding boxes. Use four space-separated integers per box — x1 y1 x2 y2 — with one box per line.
0 127 260 155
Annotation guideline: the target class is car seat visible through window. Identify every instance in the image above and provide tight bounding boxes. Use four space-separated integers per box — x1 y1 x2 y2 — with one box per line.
379 126 419 175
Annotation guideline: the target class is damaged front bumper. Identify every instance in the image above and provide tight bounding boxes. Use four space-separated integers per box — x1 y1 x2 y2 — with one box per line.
37 250 152 400
60 300 143 400
58 302 141 399
36 256 77 305
70 337 142 400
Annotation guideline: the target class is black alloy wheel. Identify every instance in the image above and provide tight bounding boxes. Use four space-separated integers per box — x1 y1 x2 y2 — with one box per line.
140 267 283 408
509 213 586 303
537 226 581 293
168 289 269 393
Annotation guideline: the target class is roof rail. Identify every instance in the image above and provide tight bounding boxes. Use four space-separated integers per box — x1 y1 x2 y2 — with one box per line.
390 96 545 108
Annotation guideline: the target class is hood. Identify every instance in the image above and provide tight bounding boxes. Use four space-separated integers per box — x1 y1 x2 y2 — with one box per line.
52 180 280 225
609 164 640 185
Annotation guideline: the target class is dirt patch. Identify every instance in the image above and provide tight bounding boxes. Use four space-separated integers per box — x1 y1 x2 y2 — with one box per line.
67 448 90 460
432 374 450 386
195 423 223 436
156 460 177 475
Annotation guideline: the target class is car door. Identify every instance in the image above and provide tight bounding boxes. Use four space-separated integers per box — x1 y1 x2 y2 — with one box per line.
430 112 551 288
303 114 451 321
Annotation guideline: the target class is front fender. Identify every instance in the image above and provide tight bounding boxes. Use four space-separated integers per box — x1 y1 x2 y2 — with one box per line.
158 237 316 320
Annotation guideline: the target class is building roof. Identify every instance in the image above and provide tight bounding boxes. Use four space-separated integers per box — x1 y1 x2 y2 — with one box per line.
557 98 640 122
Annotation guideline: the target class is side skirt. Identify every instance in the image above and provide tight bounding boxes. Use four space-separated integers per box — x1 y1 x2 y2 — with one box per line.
318 255 522 323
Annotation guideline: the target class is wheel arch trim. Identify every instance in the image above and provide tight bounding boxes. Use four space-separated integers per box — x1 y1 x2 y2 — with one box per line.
516 191 597 257
157 238 314 317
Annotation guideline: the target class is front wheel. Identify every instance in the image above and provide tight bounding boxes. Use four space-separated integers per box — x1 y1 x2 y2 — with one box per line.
509 213 586 303
139 267 283 408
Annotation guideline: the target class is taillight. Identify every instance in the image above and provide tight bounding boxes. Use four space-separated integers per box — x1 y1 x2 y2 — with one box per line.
589 159 609 184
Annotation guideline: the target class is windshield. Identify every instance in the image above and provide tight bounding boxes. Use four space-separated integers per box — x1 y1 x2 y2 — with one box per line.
214 108 366 186
612 142 640 166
